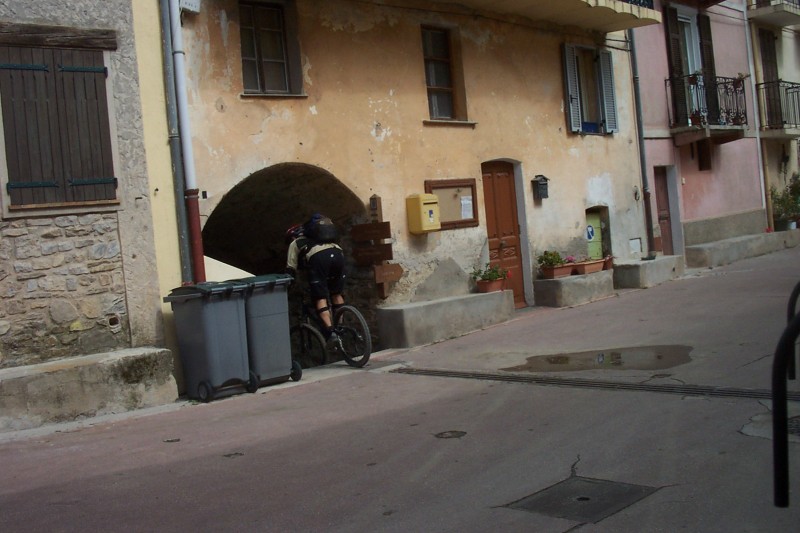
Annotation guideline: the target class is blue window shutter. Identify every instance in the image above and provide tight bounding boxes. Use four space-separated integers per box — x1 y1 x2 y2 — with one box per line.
599 49 618 134
563 44 582 133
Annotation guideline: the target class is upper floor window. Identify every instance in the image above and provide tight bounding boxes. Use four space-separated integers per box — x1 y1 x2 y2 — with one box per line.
0 45 117 210
421 26 468 122
563 44 618 135
240 0 303 95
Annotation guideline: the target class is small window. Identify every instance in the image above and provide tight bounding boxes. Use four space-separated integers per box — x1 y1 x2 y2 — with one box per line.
0 45 117 209
424 178 478 230
240 1 303 95
563 44 618 135
421 27 467 122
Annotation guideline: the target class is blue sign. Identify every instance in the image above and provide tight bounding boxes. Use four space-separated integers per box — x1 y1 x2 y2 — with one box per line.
586 225 595 241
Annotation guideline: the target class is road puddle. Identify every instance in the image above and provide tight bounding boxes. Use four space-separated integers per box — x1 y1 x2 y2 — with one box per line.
502 345 692 372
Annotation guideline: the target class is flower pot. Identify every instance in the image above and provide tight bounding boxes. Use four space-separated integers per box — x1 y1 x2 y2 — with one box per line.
476 279 504 293
574 259 604 275
540 264 576 279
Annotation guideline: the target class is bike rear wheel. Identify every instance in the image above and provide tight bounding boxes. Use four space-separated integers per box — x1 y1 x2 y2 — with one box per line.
290 323 328 368
333 305 371 367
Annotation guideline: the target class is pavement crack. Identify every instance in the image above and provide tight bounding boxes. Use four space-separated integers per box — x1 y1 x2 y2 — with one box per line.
570 454 581 477
739 352 773 369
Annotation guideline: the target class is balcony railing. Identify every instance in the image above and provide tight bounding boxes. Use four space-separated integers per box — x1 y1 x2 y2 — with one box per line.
625 0 655 6
749 0 800 26
666 74 748 128
756 80 800 129
752 0 800 8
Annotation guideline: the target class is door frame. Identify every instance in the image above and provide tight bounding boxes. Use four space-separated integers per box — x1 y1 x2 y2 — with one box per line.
658 165 684 257
482 158 533 306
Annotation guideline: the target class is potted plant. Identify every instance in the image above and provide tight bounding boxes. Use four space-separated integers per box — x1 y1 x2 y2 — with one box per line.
471 262 508 292
537 250 574 279
688 70 702 85
690 110 704 126
771 173 800 231
733 72 750 90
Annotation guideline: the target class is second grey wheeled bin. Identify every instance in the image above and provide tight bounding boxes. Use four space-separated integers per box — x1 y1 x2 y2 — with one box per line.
164 281 257 402
239 274 301 387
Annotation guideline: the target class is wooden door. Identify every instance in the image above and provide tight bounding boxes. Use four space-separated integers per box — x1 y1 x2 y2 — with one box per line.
481 161 525 308
654 167 674 256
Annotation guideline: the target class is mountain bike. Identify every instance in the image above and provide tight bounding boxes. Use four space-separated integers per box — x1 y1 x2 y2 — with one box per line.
290 297 372 368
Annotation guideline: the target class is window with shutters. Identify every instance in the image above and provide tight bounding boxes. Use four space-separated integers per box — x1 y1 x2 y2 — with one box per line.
239 0 304 96
0 45 117 210
665 6 717 127
563 44 618 135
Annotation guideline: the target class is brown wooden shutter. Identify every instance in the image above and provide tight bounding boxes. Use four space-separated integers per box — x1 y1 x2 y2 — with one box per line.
664 7 687 126
698 14 719 125
1 45 116 208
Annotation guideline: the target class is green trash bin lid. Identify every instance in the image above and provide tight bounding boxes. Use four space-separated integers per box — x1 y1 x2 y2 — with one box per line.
163 280 249 303
236 273 293 290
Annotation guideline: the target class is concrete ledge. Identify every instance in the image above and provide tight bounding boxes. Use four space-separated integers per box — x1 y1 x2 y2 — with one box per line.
377 291 514 349
613 255 685 289
533 270 614 308
0 348 178 432
685 229 800 268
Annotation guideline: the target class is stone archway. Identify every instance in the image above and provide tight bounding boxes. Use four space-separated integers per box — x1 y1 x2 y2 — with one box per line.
202 163 367 275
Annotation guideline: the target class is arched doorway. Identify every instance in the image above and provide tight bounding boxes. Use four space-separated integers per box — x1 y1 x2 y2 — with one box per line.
201 163 379 350
202 163 366 275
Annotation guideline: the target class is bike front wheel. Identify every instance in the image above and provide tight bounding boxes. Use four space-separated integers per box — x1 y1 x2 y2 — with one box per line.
290 323 328 368
333 305 371 367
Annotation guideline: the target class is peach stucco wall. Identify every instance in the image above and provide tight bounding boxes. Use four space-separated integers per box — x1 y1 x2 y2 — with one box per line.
177 0 649 300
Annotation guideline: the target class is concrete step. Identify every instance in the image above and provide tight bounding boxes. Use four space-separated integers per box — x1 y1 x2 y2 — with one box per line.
613 255 685 289
377 290 515 348
685 229 800 268
0 348 177 432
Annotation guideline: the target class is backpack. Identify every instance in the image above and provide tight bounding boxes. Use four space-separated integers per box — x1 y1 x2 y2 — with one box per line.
303 214 339 244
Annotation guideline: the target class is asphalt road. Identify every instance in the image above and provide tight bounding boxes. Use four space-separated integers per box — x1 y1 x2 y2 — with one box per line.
2 247 800 532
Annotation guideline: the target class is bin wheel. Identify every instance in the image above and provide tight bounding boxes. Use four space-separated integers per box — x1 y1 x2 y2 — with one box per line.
290 360 302 382
197 381 214 403
246 371 260 393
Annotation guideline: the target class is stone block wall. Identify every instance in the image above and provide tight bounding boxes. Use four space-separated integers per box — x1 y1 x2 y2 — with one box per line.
0 214 130 368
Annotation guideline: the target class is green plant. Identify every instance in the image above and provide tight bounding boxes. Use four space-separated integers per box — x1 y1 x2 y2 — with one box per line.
537 250 565 268
771 173 800 221
471 262 508 281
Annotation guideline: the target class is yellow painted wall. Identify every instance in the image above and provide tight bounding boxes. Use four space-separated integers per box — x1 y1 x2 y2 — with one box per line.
132 0 182 347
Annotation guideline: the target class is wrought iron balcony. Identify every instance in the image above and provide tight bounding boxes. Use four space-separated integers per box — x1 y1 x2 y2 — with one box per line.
666 73 748 145
748 0 800 26
756 80 800 135
428 1 661 32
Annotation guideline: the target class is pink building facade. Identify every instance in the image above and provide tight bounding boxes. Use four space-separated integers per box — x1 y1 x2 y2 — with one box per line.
633 0 765 254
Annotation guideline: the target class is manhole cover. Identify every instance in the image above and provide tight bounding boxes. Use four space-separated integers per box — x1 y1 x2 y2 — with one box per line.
508 476 658 523
788 416 800 436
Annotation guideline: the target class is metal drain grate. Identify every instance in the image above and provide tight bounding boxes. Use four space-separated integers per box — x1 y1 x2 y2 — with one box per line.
392 367 800 401
508 476 658 523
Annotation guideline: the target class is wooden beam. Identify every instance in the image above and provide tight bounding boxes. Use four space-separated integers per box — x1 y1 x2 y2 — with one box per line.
0 22 117 50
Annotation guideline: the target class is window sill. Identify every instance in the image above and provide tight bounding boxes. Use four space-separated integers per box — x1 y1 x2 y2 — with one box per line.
3 199 120 220
423 119 477 128
240 92 309 99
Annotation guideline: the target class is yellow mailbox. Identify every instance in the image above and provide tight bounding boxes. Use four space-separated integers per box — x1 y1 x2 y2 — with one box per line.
406 193 441 234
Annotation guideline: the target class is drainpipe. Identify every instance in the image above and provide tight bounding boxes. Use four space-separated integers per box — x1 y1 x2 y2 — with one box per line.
159 0 193 283
628 29 656 259
742 5 768 229
167 0 206 282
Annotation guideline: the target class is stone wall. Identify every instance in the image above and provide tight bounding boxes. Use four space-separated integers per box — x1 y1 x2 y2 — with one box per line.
0 214 130 368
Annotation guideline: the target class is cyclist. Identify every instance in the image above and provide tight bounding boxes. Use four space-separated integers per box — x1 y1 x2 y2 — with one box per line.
285 214 346 346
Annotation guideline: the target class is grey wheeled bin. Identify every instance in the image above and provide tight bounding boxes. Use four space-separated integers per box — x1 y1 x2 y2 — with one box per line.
164 281 257 402
239 274 301 387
